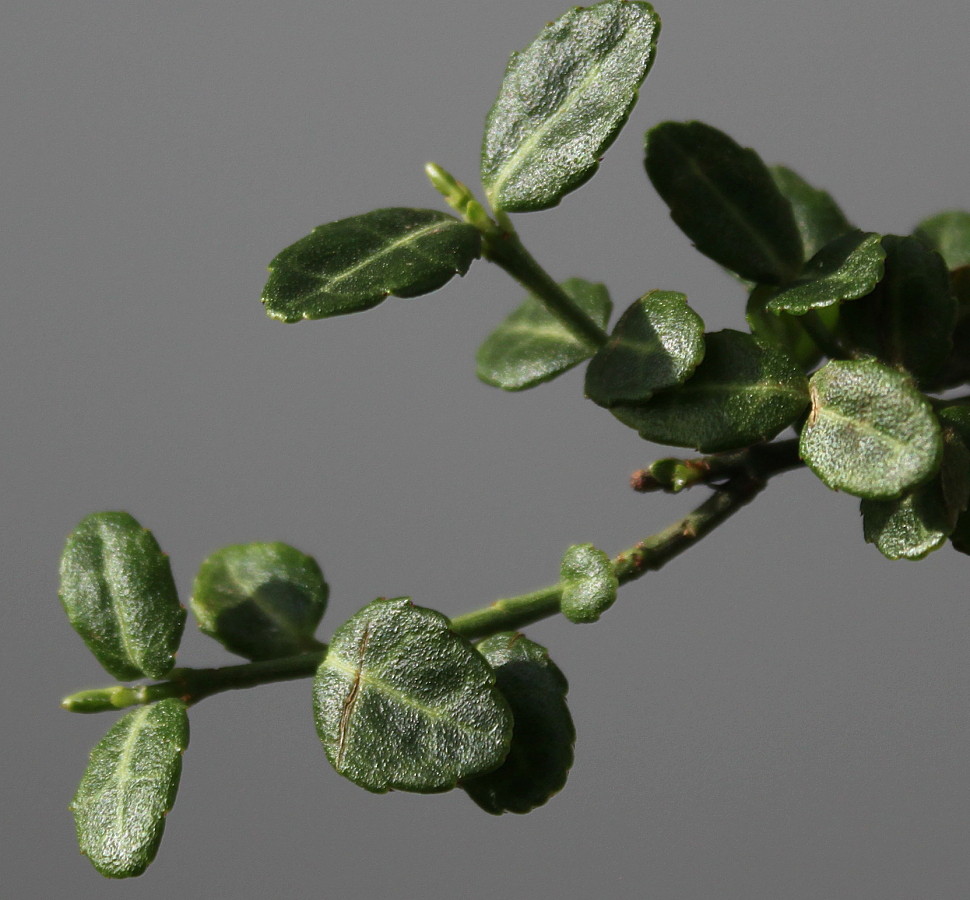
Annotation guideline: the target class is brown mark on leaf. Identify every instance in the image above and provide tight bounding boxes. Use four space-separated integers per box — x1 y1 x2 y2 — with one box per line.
807 382 820 428
336 623 371 770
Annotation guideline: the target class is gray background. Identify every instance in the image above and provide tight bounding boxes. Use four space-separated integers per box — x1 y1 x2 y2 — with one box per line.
4 0 970 896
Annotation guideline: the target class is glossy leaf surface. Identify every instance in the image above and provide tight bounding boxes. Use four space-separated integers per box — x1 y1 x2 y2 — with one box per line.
611 330 809 453
482 0 660 213
313 597 512 793
770 165 853 260
559 544 618 624
766 231 886 315
914 210 970 270
800 359 942 499
262 209 480 321
191 542 328 660
59 512 185 680
71 700 189 878
476 279 611 390
645 121 803 284
585 290 705 407
462 633 574 815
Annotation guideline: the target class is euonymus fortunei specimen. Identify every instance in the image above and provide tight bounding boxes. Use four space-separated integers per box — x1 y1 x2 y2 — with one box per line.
58 0 970 877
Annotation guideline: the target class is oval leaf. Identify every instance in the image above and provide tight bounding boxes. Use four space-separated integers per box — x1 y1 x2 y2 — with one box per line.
914 210 970 270
476 278 611 390
770 165 854 261
313 597 512 793
59 512 185 680
462 633 575 815
611 330 809 453
262 209 480 321
585 290 705 407
71 699 189 878
559 544 618 624
645 121 803 284
862 484 953 561
191 542 328 660
481 0 660 213
800 359 942 499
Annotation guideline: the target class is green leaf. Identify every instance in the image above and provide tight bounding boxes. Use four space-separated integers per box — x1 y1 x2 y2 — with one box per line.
644 121 803 284
611 330 810 453
262 209 480 321
766 231 886 315
584 290 705 407
800 359 942 499
462 633 574 815
476 278 611 390
71 699 189 878
937 407 970 556
746 284 830 371
559 544 618 624
313 597 512 793
914 210 970 270
769 165 854 261
481 0 660 213
59 512 185 681
190 543 328 660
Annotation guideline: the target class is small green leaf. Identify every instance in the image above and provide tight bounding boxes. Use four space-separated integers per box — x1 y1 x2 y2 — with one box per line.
71 699 189 878
769 165 854 261
611 330 810 453
313 597 512 793
190 543 328 660
59 512 185 680
800 359 942 499
766 231 886 315
476 278 611 390
584 290 705 407
645 121 803 284
914 210 970 270
481 0 660 213
559 544 618 624
746 284 830 370
262 209 480 321
462 633 574 815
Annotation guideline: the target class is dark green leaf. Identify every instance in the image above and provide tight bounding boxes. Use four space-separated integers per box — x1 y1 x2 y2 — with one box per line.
71 699 189 878
462 633 574 815
769 165 854 260
937 407 970 555
190 543 328 660
476 279 611 390
914 210 970 270
611 330 809 453
313 597 512 793
746 284 830 370
482 0 660 213
800 359 942 499
559 544 618 624
262 209 480 321
584 290 705 407
645 121 803 284
59 512 185 680
766 231 886 315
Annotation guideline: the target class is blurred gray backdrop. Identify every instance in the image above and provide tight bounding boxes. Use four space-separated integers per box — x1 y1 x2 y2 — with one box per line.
4 0 970 897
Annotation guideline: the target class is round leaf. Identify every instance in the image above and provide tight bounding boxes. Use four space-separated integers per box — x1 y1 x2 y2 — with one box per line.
800 359 942 499
914 210 970 270
769 165 854 261
313 597 512 793
559 544 618 624
584 290 705 407
462 633 575 815
59 512 185 680
862 484 953 561
191 542 328 660
262 208 480 321
482 0 660 213
71 699 189 878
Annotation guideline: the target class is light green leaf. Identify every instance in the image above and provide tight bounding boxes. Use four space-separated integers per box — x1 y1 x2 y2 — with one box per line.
914 210 970 270
800 359 942 499
313 597 512 793
462 633 574 815
645 121 803 284
71 699 189 878
476 278 611 390
584 290 705 407
482 0 660 213
766 231 886 315
862 484 952 561
59 512 185 681
611 330 810 453
770 165 854 261
559 544 618 624
262 209 480 321
190 542 327 660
